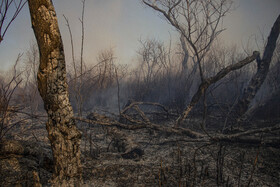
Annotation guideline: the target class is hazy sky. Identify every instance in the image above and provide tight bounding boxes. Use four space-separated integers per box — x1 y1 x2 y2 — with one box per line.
0 0 279 70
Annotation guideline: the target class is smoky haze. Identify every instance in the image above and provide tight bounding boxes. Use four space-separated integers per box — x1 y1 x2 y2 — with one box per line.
0 0 279 70
1 1 280 186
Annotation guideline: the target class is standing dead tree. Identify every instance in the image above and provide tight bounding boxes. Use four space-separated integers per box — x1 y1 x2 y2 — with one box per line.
63 0 86 116
231 14 280 122
143 0 232 82
27 0 82 185
144 1 280 127
78 0 86 116
0 55 22 142
0 0 26 138
142 0 232 126
96 49 116 89
0 0 27 44
133 38 170 101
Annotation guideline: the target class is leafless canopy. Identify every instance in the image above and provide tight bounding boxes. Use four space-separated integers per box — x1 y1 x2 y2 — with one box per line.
0 0 27 43
143 0 232 80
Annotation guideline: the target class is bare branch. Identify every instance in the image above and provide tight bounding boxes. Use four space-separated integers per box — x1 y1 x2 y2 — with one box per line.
176 51 260 126
0 0 27 44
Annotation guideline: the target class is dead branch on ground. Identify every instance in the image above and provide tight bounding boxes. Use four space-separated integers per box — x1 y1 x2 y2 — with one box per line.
74 103 280 147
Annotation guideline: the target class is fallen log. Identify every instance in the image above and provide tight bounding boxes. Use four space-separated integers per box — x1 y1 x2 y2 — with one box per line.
74 115 204 139
74 114 280 147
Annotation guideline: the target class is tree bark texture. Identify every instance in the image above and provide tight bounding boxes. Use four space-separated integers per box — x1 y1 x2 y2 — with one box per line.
27 0 82 185
232 14 280 120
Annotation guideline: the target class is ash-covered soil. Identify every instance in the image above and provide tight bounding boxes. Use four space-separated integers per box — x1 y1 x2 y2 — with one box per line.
0 113 279 186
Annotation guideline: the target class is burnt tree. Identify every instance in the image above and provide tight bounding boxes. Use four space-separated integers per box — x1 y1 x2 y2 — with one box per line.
232 14 280 121
27 0 82 185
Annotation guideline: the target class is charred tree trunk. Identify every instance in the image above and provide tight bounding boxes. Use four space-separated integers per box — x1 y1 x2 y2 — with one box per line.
180 34 189 72
27 0 82 185
232 14 280 121
176 52 260 126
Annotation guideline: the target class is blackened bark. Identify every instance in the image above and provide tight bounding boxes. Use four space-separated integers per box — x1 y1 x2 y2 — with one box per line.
27 0 82 185
180 34 189 72
176 52 260 126
232 14 280 120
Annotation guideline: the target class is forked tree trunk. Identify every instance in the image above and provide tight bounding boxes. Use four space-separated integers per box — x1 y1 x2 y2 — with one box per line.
27 0 82 185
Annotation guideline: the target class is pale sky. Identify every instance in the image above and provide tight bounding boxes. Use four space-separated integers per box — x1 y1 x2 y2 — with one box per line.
0 0 279 70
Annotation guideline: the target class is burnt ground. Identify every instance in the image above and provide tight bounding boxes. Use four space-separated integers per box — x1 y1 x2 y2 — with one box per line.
0 111 279 187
